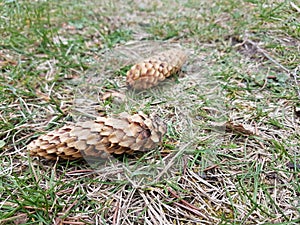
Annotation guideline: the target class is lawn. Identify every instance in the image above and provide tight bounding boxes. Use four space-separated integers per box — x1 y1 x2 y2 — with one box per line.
0 0 299 224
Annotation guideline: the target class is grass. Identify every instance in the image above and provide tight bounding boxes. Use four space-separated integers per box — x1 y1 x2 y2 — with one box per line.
1 0 299 224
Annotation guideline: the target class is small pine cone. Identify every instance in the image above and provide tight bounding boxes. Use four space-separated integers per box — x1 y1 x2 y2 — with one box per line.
126 49 187 90
28 112 166 160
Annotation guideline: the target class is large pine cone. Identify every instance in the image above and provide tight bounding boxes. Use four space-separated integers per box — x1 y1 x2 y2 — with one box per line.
28 112 166 160
126 49 187 90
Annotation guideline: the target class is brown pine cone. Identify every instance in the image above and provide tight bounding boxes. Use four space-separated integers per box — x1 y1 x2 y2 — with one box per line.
28 112 166 160
126 49 187 90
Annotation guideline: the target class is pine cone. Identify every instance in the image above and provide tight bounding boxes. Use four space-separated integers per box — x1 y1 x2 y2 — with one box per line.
28 112 166 160
126 49 187 90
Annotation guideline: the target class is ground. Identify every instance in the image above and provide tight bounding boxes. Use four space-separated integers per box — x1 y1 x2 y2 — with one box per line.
0 0 299 224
